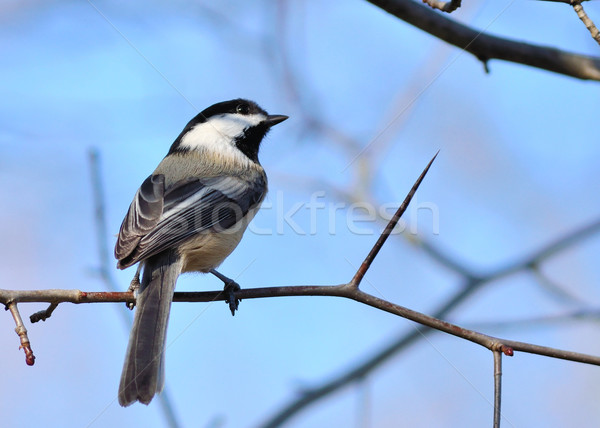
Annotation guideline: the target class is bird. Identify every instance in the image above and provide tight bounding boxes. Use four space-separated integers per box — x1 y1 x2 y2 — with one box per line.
114 98 288 406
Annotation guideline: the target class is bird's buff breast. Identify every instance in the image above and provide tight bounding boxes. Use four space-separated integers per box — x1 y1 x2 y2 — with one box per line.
178 212 256 273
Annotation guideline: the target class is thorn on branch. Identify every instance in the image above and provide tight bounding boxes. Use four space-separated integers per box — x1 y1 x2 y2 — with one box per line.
6 302 35 366
349 152 438 288
30 303 59 323
476 56 491 74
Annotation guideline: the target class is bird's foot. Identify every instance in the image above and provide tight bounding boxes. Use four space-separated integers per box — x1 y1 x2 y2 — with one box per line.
126 268 141 310
210 269 241 316
224 280 241 316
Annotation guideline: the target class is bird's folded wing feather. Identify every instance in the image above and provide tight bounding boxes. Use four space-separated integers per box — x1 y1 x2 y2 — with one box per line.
115 173 265 269
115 174 165 262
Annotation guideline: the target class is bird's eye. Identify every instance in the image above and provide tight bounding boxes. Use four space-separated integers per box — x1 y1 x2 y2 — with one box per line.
236 104 250 115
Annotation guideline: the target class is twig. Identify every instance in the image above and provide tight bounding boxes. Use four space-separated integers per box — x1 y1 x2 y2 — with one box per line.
572 1 600 46
422 0 461 13
30 303 58 323
0 289 133 305
493 350 502 428
6 302 35 366
367 0 600 81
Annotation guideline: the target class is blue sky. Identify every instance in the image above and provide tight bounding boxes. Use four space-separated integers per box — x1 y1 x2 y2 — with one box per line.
1 1 599 427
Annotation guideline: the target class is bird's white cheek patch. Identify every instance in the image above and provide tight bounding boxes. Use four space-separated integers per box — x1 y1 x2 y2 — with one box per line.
179 122 227 152
180 113 265 153
211 113 265 139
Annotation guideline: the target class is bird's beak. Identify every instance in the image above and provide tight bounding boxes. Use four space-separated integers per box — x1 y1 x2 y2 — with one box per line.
264 114 288 127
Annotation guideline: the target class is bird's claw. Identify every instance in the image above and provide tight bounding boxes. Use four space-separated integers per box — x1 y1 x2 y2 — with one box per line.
126 271 141 310
223 280 241 316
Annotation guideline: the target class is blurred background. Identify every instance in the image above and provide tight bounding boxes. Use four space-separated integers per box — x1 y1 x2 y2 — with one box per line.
1 1 599 427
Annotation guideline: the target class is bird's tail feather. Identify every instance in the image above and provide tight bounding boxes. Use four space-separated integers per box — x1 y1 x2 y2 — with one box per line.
118 250 182 406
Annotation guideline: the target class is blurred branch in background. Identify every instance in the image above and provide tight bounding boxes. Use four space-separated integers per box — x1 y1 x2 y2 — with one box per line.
467 307 600 332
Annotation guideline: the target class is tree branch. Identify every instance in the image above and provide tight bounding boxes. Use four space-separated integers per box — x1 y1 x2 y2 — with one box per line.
6 302 35 366
493 350 502 428
3 153 600 428
572 1 600 46
367 0 600 81
3 281 600 365
257 216 600 427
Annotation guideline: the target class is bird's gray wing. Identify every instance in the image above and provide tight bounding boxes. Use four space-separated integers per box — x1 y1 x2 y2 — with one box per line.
116 174 266 269
115 174 165 264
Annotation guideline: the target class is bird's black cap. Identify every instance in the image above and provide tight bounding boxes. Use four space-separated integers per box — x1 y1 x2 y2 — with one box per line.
168 99 287 161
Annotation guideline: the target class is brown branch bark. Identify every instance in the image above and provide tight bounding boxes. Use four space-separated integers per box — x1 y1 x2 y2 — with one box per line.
493 351 503 428
572 1 600 46
6 302 35 366
3 282 600 365
367 0 600 81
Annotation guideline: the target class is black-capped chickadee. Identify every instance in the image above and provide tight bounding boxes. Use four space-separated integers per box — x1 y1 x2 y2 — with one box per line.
115 99 288 406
